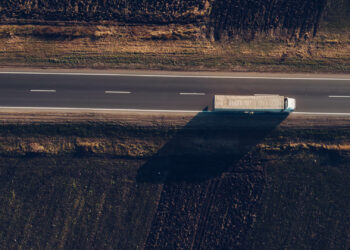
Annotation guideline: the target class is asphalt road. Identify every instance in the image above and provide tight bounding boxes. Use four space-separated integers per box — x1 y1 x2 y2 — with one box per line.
1 72 350 113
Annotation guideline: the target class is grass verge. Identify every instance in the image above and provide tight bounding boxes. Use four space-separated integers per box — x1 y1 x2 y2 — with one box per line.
0 24 349 72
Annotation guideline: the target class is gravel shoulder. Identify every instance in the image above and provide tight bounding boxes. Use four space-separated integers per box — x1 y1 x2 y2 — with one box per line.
1 109 350 127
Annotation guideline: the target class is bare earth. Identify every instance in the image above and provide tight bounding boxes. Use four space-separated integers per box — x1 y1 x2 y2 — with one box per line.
0 110 349 249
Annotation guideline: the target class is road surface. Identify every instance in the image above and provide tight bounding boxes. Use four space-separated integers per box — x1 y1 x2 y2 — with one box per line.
0 72 350 113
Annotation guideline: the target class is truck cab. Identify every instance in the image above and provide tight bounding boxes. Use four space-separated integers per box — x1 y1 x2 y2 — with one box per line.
284 97 296 112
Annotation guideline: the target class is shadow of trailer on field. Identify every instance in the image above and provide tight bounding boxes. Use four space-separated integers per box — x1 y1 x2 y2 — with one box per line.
137 111 289 184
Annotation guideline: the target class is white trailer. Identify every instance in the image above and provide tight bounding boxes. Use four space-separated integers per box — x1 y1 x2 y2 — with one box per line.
213 95 296 113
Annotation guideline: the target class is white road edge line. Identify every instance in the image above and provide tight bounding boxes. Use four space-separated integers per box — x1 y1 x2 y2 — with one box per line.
0 106 202 113
0 107 350 115
30 89 56 93
179 92 206 96
328 95 350 98
293 112 350 116
105 91 131 94
1 71 350 81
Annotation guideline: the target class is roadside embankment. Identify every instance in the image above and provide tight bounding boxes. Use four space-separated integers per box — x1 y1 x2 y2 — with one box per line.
1 111 350 157
0 111 349 249
0 26 348 72
0 1 349 72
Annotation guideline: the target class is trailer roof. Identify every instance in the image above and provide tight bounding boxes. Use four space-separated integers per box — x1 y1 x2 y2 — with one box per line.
214 95 285 110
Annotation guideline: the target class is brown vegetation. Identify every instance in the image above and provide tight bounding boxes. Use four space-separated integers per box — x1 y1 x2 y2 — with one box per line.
0 25 349 72
0 1 349 72
1 0 346 40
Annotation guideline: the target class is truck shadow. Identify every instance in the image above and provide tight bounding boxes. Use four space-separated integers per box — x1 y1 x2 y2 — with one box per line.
136 112 289 184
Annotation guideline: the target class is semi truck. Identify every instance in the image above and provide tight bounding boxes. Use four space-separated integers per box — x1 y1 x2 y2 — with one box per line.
213 95 296 113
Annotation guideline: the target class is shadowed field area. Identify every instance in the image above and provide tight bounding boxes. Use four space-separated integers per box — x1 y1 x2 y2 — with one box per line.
0 111 349 249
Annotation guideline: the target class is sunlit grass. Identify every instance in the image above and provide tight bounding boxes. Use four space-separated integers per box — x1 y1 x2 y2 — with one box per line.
0 25 349 72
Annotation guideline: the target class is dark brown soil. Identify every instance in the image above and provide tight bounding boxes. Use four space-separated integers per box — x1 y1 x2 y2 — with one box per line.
0 0 338 40
0 111 349 249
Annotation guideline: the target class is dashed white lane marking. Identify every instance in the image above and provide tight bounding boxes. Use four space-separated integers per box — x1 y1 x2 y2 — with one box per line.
30 89 56 93
328 96 350 98
1 72 350 81
105 91 131 94
179 92 206 96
